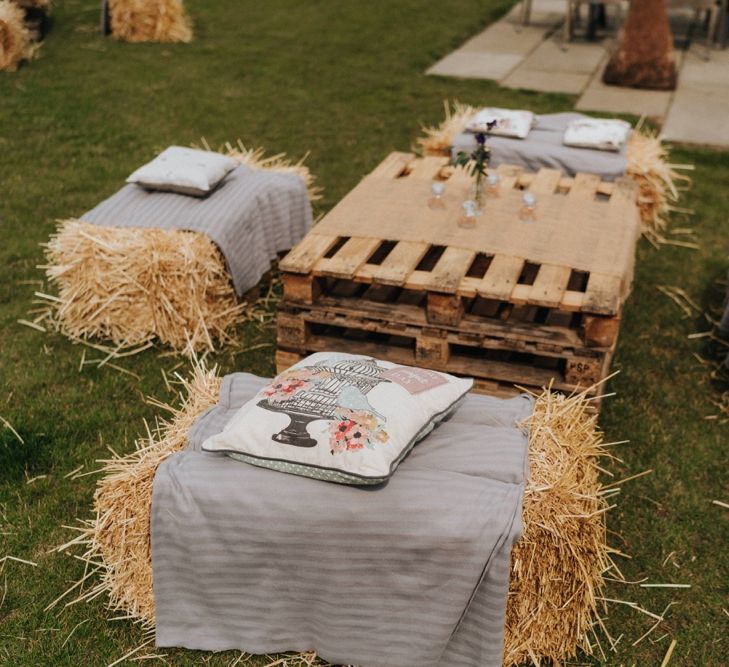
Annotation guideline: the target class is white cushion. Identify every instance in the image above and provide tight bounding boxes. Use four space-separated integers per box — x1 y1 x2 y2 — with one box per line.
202 352 473 485
465 107 535 139
126 146 239 197
563 118 632 152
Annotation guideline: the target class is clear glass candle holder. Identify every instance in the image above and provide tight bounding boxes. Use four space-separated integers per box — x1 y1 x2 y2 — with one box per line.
519 191 537 222
428 181 446 209
459 200 477 228
486 172 500 197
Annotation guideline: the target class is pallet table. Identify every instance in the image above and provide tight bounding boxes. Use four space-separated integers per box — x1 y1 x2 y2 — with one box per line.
277 152 641 399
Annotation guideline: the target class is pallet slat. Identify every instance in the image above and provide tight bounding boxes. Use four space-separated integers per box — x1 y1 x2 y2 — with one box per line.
423 247 477 294
314 237 382 279
355 241 430 285
477 255 524 301
280 234 339 274
528 264 572 308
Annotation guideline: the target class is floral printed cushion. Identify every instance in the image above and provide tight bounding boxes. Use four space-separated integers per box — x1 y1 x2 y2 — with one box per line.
201 352 473 485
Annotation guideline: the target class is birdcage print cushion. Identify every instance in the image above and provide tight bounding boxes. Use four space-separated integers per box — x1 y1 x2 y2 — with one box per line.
201 352 473 484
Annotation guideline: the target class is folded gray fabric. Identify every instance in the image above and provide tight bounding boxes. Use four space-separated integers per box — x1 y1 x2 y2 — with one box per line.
82 165 313 296
152 373 533 667
451 111 628 181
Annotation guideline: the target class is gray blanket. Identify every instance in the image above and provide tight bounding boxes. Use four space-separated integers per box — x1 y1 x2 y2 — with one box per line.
451 112 629 181
151 373 532 667
82 165 313 296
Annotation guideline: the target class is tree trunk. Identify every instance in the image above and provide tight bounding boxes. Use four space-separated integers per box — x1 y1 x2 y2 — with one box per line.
603 0 677 90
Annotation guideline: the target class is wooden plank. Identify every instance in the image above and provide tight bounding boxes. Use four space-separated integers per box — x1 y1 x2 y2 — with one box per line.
355 241 429 286
313 237 381 279
406 155 449 180
560 290 586 312
582 273 622 315
567 172 601 200
528 168 563 195
528 264 572 308
421 247 477 294
476 255 524 301
280 234 339 274
369 151 415 179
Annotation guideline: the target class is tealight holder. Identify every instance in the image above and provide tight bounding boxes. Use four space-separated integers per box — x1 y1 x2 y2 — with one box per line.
486 172 500 197
459 200 477 229
428 181 446 210
519 191 537 223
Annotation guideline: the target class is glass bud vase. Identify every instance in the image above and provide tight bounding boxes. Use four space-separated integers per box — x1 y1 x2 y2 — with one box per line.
470 176 487 214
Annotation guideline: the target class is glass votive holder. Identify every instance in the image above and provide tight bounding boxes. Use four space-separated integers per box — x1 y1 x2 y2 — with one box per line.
486 172 500 197
459 200 478 229
428 181 446 210
519 191 537 222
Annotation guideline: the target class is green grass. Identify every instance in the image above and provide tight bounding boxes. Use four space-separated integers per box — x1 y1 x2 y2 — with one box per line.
1 1 728 664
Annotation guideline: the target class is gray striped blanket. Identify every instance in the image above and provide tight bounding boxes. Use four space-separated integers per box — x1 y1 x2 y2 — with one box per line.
151 373 531 667
82 165 312 295
452 112 629 181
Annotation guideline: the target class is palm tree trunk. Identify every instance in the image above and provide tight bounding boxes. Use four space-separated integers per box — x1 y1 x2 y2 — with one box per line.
603 0 677 90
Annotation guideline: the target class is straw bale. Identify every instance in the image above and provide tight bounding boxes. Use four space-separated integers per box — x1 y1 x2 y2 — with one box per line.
0 0 36 71
415 100 691 240
41 145 319 353
58 366 621 665
108 0 192 43
42 220 245 353
504 387 616 665
56 362 222 627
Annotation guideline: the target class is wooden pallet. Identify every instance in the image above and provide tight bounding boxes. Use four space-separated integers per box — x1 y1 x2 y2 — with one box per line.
277 306 612 396
278 153 639 401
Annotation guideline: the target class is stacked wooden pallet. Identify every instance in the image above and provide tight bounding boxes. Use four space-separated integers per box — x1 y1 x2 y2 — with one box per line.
278 153 641 400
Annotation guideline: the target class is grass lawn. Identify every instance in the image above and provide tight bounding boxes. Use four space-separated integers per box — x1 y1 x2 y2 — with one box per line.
1 0 728 664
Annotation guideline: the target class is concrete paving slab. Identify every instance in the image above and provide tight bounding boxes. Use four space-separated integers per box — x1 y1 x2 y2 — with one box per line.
662 84 729 146
502 67 591 93
680 50 729 87
576 85 673 117
518 37 608 74
460 23 551 55
427 51 523 80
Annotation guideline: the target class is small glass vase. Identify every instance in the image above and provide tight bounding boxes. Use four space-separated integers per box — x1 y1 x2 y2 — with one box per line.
470 177 487 214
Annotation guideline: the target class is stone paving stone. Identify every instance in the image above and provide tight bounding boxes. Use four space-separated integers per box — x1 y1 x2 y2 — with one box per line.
502 68 591 94
427 51 523 80
576 58 674 117
679 50 729 87
576 85 673 117
460 22 550 55
518 38 608 74
662 84 729 146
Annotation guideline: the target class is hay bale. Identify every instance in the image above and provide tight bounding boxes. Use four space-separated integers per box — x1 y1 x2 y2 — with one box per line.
504 388 614 665
0 0 35 71
108 0 192 43
40 145 319 353
415 101 691 240
57 367 620 664
56 363 222 626
42 221 246 353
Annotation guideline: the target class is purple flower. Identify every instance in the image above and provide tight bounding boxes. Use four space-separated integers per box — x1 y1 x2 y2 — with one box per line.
475 132 486 146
